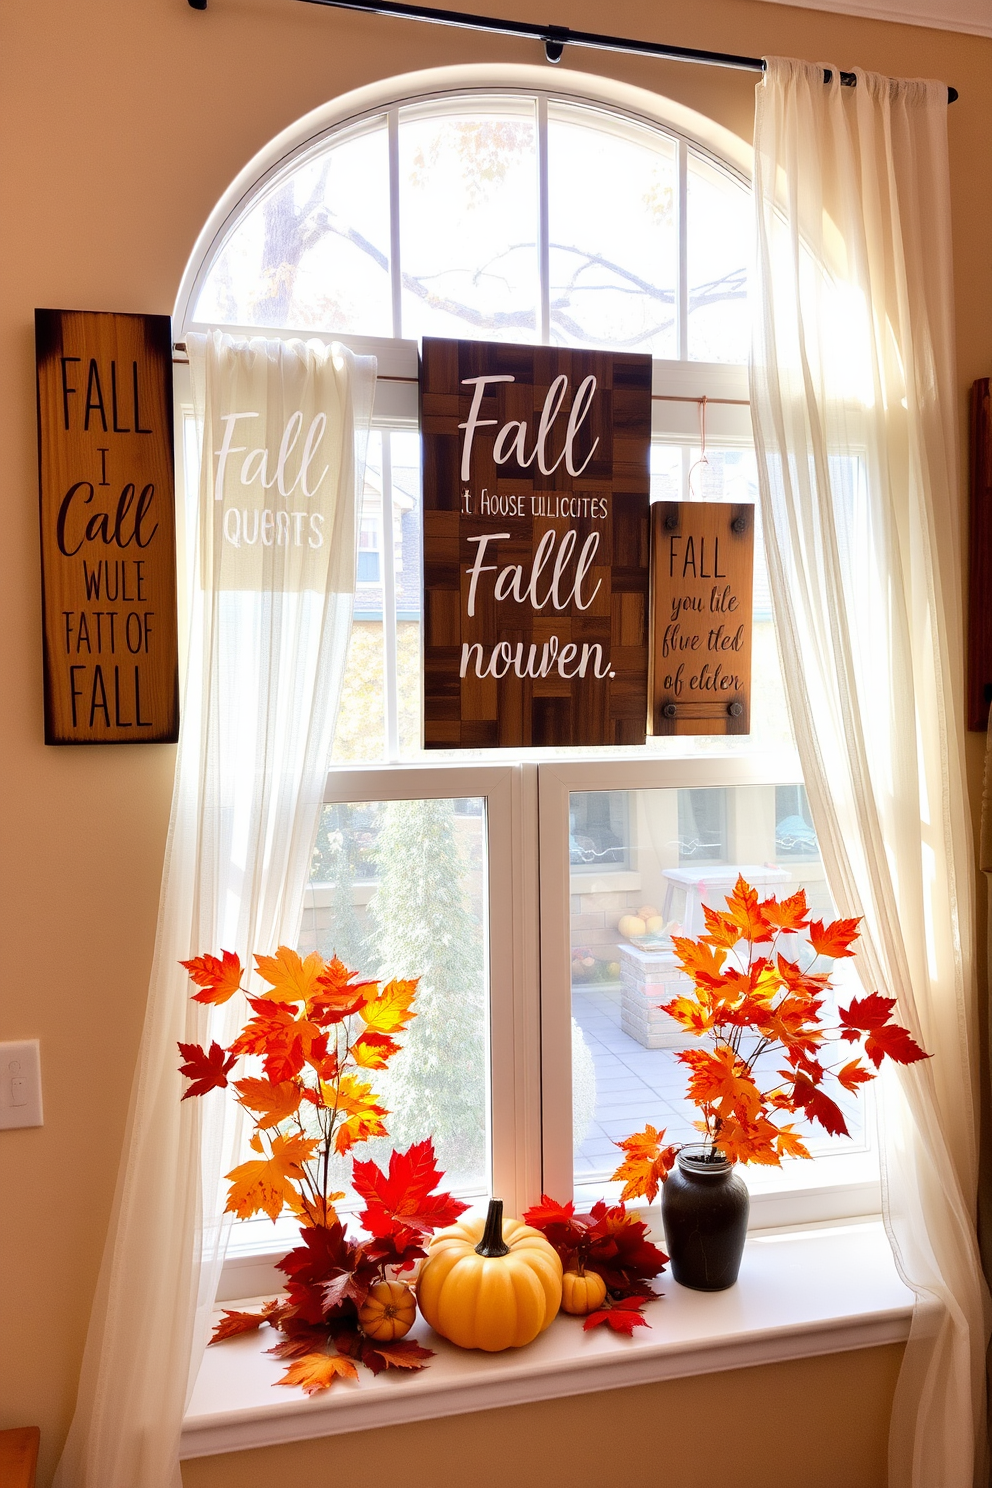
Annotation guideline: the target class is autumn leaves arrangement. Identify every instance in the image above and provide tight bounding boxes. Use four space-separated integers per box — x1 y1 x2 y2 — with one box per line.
609 877 929 1202
178 876 928 1393
178 948 468 1393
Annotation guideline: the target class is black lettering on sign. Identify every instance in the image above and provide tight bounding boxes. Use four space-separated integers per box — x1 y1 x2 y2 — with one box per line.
35 309 178 744
651 502 754 737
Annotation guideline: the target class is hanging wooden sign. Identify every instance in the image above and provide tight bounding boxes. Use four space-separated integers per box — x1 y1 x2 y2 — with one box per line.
35 309 179 745
420 337 652 748
651 501 753 735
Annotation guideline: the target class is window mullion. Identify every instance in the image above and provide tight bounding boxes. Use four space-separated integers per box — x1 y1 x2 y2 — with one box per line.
381 432 400 762
678 137 689 361
388 107 402 339
537 94 551 346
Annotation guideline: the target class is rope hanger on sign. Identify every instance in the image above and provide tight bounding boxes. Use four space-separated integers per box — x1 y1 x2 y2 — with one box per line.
687 396 710 500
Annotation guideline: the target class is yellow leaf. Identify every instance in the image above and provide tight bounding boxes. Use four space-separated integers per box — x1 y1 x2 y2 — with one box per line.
358 977 418 1035
254 947 325 1004
349 1032 401 1069
276 1352 359 1395
224 1131 318 1220
330 1072 389 1155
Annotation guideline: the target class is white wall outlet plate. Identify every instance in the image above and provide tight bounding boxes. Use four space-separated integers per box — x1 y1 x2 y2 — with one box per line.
0 1040 44 1129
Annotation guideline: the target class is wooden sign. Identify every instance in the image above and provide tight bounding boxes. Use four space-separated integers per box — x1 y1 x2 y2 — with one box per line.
35 309 179 744
420 337 652 748
651 501 753 735
968 377 992 730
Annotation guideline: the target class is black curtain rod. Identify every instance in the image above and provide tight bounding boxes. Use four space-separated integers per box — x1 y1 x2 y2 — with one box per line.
186 0 958 103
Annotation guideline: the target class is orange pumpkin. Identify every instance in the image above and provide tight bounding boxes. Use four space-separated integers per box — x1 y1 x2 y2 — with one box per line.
358 1279 417 1341
561 1268 607 1316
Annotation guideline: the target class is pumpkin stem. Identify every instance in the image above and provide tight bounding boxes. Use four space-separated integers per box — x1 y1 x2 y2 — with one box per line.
474 1198 511 1258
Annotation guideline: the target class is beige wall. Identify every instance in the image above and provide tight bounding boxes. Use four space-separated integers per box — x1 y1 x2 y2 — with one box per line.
1 2 988 1485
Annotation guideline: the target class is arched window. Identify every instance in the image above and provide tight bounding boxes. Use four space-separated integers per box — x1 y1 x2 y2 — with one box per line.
192 91 750 361
180 78 869 1262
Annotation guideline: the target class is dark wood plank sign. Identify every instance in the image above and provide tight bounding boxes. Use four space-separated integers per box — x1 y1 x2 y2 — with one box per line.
968 377 992 731
35 309 179 744
420 337 652 748
651 501 753 736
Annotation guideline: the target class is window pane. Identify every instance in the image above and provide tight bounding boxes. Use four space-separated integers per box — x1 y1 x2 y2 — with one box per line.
687 150 750 364
569 784 868 1201
332 433 386 762
548 102 677 356
398 97 539 342
194 117 392 334
301 796 489 1198
389 431 424 757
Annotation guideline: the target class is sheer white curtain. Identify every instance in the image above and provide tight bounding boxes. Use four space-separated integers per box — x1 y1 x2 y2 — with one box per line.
750 57 989 1486
55 332 375 1488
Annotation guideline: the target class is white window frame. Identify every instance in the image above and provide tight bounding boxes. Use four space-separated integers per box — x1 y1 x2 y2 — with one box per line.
172 72 883 1299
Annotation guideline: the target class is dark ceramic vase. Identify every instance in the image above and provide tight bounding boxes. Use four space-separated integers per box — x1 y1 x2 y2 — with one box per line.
661 1145 749 1291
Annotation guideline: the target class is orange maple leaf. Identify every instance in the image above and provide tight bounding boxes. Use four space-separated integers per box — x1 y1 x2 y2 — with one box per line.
309 956 377 1024
837 1058 875 1092
330 1073 389 1155
724 876 774 943
713 1113 783 1165
671 936 729 988
700 904 746 951
180 950 243 1005
660 993 715 1035
276 1352 359 1395
232 1076 302 1129
774 1124 811 1160
679 1046 762 1122
224 1131 318 1221
254 947 326 1005
808 916 861 959
358 978 418 1036
610 1124 678 1203
760 889 810 933
230 999 324 1083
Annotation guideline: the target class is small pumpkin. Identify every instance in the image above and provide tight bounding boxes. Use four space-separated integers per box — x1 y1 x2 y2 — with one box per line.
618 914 647 940
561 1268 608 1316
358 1279 416 1342
417 1198 562 1351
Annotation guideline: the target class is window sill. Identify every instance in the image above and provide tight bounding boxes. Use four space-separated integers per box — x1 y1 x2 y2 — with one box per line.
181 1220 912 1461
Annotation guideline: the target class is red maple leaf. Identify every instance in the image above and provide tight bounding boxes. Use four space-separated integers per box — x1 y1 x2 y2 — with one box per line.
178 1041 236 1099
838 992 929 1067
583 1296 652 1334
792 1074 849 1137
352 1139 468 1237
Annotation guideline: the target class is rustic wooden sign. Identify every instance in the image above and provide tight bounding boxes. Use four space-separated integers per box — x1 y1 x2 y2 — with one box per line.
420 337 652 748
968 377 992 731
651 501 753 736
35 309 178 744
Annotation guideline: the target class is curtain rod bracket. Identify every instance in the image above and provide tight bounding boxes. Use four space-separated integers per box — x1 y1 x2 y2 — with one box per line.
544 24 566 64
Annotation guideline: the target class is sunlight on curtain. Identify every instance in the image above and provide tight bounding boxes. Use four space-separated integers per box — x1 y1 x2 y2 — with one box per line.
54 334 375 1488
750 57 990 1488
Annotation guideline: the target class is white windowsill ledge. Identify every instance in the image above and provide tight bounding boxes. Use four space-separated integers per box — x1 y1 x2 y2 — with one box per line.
181 1220 913 1460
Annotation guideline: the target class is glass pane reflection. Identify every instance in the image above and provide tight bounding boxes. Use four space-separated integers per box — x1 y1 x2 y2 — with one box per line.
569 785 864 1201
